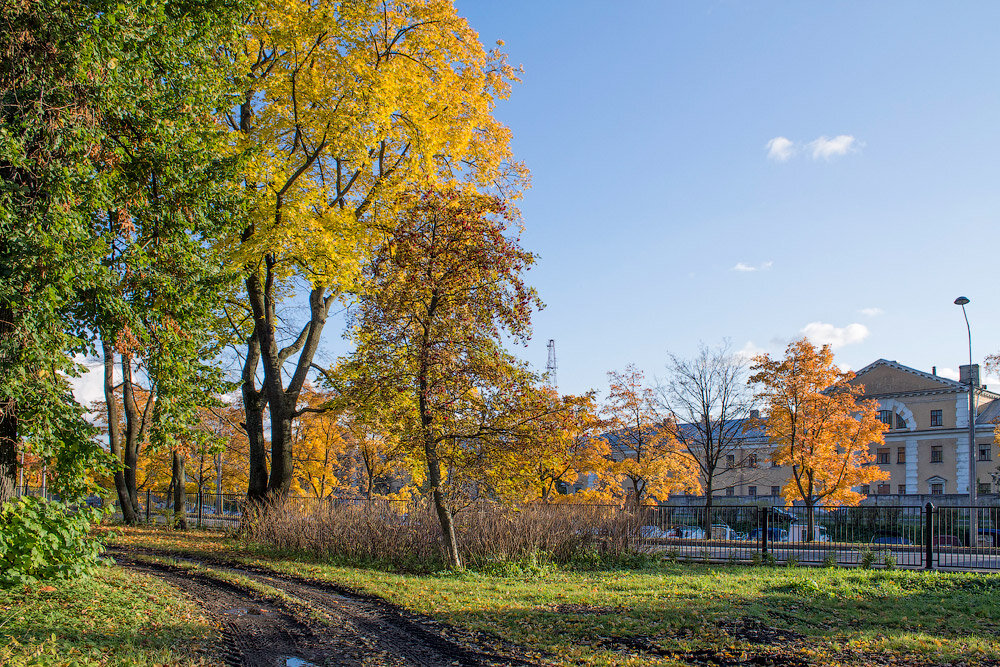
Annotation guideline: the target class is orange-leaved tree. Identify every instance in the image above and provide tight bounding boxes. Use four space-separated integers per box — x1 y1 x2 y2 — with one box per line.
750 338 889 540
603 366 699 507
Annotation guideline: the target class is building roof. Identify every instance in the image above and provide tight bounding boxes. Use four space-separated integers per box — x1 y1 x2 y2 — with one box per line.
853 358 1000 401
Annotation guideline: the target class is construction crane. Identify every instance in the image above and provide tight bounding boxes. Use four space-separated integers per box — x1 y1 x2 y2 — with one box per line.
546 339 558 389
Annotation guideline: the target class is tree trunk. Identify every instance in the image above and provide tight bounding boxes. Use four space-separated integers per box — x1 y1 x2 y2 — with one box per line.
426 440 461 569
120 353 142 518
242 327 268 501
703 477 714 537
215 452 223 514
246 265 332 502
172 449 187 530
806 500 815 543
103 341 138 523
0 397 16 504
418 333 461 569
0 302 15 503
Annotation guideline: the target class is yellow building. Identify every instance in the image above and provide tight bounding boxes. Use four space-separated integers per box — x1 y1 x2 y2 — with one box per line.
850 359 998 498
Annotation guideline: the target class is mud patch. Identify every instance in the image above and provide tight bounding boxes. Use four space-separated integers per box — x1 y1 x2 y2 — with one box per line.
112 548 540 666
717 617 804 645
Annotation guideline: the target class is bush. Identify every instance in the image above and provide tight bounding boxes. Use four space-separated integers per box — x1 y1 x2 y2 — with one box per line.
859 547 876 570
822 551 838 568
0 497 105 586
241 498 642 573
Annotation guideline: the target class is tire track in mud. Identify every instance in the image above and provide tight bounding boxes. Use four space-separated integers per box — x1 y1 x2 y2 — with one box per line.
110 547 541 667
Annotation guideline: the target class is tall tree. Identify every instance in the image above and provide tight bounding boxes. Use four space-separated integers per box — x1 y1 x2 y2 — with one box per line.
604 366 698 507
228 0 525 501
89 0 246 522
657 343 757 534
750 338 889 540
0 0 116 502
344 188 540 569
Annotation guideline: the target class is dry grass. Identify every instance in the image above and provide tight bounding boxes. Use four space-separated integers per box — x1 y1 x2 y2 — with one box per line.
240 498 643 571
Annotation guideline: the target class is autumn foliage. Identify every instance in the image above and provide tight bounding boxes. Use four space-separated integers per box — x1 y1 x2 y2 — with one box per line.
751 338 888 538
603 366 699 506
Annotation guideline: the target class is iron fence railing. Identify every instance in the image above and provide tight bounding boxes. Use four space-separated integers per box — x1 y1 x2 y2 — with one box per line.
637 503 1000 571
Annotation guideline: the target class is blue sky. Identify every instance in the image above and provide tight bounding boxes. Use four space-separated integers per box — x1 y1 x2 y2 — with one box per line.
455 0 1000 395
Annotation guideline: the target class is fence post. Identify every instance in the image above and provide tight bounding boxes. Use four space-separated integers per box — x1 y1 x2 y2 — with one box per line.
197 488 203 528
924 502 934 570
760 506 769 560
146 489 151 523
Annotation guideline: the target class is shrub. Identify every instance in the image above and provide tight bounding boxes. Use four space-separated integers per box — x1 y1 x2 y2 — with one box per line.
859 547 876 570
822 551 838 568
786 555 799 568
0 497 104 586
883 553 897 570
241 498 642 573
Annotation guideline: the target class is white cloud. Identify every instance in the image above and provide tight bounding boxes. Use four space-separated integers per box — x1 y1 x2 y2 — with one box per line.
67 356 107 415
859 307 884 317
736 341 766 361
766 136 796 162
808 134 859 160
732 260 773 273
938 367 960 381
800 321 869 349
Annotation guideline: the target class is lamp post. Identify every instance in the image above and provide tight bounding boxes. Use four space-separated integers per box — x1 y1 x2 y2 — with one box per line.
954 296 977 532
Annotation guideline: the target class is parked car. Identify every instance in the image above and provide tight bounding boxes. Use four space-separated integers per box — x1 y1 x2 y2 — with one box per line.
975 528 1000 547
749 527 788 542
640 525 667 539
870 534 912 545
665 525 706 540
933 535 963 547
787 523 830 542
710 523 739 540
767 507 798 522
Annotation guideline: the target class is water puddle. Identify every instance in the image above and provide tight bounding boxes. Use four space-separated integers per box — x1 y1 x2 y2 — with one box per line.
284 657 317 667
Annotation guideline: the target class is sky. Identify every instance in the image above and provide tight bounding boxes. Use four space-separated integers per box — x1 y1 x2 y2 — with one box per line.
68 2 1000 406
449 0 1000 395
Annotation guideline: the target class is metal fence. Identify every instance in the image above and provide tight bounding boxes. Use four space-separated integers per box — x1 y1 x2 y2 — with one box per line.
637 503 1000 571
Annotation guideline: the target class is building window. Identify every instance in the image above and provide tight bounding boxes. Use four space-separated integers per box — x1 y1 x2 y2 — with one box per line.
860 484 870 495
725 486 734 497
931 446 943 463
771 458 780 468
930 410 943 427
895 413 907 429
978 482 992 495
876 448 890 464
930 483 944 495
748 486 757 497
747 454 758 468
979 445 991 462
897 447 906 464
878 410 893 427
726 454 735 468
770 485 780 496
877 483 890 495
898 484 906 495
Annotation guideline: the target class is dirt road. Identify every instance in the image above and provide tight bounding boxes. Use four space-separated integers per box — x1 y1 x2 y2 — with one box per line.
110 548 540 667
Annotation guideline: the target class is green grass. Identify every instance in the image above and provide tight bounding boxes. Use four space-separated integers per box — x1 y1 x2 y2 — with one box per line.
0 564 218 666
104 526 1000 666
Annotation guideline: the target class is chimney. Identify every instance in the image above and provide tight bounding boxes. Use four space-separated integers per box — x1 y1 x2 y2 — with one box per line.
749 409 760 421
960 364 980 387
932 366 937 376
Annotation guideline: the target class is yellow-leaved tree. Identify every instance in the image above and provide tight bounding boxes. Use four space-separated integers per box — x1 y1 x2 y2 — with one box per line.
750 338 889 540
227 0 527 501
603 366 699 507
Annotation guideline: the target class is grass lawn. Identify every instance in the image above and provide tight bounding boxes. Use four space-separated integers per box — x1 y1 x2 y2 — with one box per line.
104 526 1000 666
0 562 218 666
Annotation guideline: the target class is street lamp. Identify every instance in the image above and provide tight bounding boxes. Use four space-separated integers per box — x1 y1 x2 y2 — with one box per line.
954 296 977 520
